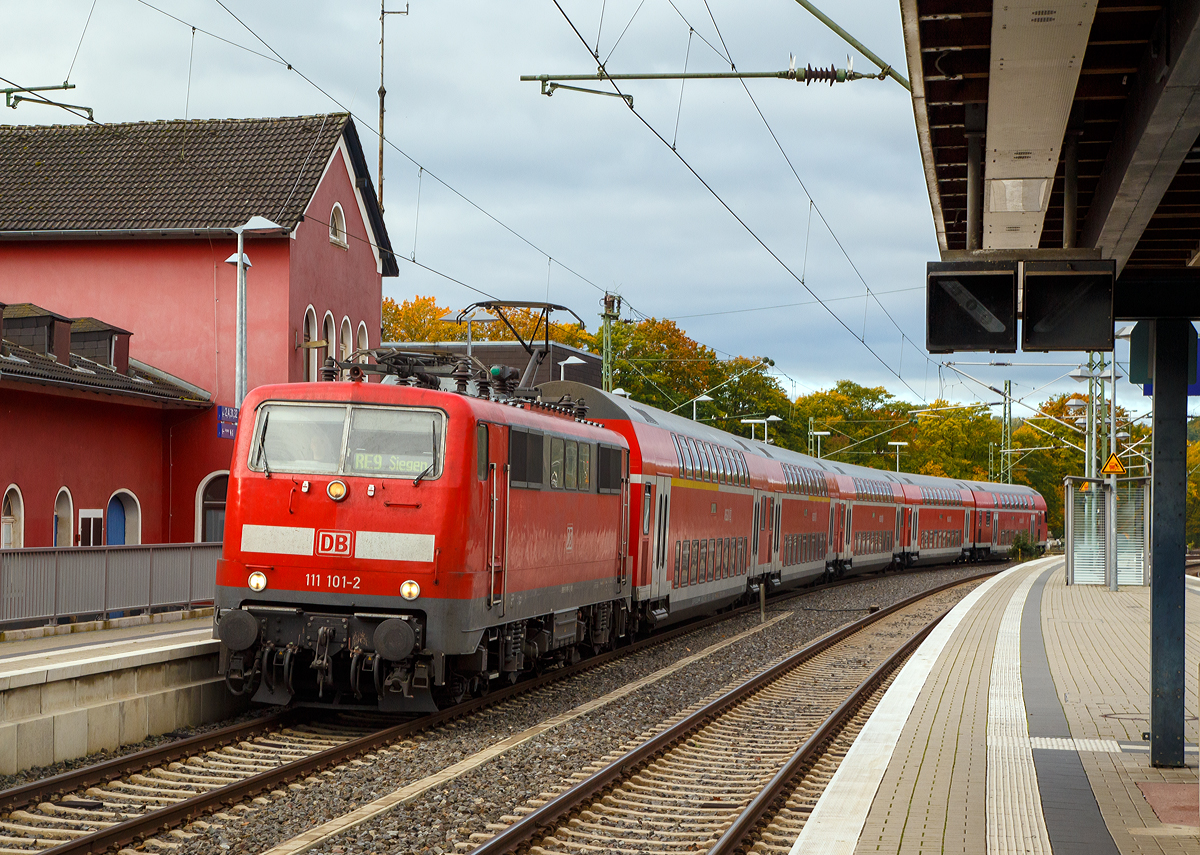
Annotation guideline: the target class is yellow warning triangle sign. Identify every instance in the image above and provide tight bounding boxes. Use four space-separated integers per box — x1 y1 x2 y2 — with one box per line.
1100 453 1126 476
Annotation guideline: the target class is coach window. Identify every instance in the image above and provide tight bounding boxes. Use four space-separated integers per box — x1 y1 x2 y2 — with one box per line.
2 486 23 549
674 541 682 587
693 440 707 481
704 443 717 482
681 540 692 585
671 434 684 477
550 437 565 488
681 437 695 479
643 484 653 535
716 446 728 484
200 475 228 542
54 488 73 547
565 441 578 490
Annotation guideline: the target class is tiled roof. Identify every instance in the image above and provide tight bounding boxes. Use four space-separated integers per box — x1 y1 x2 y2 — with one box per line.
71 316 131 335
0 342 209 407
1 113 348 233
3 302 70 322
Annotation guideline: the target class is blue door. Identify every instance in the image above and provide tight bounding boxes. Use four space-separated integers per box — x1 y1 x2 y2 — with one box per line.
106 497 125 545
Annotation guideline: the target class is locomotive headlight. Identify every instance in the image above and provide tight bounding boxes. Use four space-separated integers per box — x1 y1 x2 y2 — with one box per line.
327 480 348 501
247 571 268 592
400 579 420 600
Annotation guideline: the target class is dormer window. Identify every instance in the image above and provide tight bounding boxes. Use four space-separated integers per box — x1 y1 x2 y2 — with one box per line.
329 203 348 248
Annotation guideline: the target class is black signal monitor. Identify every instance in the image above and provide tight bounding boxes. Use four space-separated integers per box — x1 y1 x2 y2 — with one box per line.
926 261 1018 353
1022 260 1115 352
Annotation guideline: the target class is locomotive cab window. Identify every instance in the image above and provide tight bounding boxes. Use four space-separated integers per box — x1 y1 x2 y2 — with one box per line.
250 403 444 480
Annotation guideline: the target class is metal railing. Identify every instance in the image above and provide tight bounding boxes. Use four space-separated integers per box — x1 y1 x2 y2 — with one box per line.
0 543 220 628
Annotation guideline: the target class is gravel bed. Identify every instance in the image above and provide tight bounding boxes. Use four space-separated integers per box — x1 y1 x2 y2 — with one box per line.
164 564 1004 855
0 705 288 793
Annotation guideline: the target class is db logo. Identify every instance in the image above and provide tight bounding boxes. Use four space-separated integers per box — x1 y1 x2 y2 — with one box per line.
316 530 354 556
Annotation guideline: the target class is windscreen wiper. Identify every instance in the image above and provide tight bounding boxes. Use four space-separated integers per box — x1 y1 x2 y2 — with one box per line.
256 412 272 477
413 461 434 486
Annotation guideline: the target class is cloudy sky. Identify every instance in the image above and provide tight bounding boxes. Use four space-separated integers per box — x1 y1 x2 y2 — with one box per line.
4 0 1161 420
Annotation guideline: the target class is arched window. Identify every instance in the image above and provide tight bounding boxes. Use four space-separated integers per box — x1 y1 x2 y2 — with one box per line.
2 485 24 549
303 306 318 382
357 322 369 365
200 474 228 542
339 317 352 359
105 491 141 546
329 203 347 247
54 488 72 547
323 312 337 372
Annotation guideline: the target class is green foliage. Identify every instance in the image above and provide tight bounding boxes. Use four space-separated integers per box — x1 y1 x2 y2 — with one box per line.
1010 531 1038 561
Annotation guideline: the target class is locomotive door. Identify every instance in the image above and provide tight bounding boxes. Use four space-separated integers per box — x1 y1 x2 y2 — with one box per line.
651 475 672 600
486 423 509 615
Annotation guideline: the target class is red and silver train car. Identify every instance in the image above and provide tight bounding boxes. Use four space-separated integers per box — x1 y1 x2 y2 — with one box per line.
214 368 1046 712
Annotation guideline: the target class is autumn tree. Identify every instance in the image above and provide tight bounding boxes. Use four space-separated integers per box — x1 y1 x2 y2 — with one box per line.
792 382 916 468
381 296 465 343
382 295 591 349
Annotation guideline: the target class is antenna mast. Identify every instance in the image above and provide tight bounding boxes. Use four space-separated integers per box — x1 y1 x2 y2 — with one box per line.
378 2 409 213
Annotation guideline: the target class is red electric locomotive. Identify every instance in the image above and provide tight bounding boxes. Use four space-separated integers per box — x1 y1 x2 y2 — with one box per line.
215 343 1046 712
215 354 635 711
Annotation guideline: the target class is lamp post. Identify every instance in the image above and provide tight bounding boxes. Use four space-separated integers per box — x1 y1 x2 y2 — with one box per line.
692 394 713 421
888 440 908 472
764 414 782 444
224 216 283 407
743 415 782 443
558 355 585 381
812 430 831 458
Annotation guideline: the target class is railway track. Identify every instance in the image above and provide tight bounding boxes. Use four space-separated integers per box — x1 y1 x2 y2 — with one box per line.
463 576 970 855
0 564 996 854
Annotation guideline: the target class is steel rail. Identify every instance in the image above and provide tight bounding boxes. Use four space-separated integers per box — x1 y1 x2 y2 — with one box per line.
0 711 293 814
466 570 993 855
6 562 996 854
708 608 943 854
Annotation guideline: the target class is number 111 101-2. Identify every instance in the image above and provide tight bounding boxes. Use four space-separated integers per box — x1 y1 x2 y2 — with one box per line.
305 573 361 590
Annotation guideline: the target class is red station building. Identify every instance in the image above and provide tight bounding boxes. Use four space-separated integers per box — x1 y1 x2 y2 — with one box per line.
0 113 398 548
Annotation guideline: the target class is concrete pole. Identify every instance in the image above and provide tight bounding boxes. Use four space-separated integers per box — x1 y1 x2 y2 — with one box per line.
1150 319 1188 767
235 229 247 407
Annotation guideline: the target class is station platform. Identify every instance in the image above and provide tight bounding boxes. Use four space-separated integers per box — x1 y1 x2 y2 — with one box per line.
794 555 1200 855
0 611 243 775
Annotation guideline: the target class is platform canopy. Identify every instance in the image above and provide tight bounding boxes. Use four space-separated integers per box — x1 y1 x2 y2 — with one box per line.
902 0 1200 274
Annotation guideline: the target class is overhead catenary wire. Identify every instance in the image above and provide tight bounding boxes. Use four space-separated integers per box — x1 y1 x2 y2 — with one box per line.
548 0 928 402
66 0 101 83
694 1 933 385
667 286 921 321
177 0 641 316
